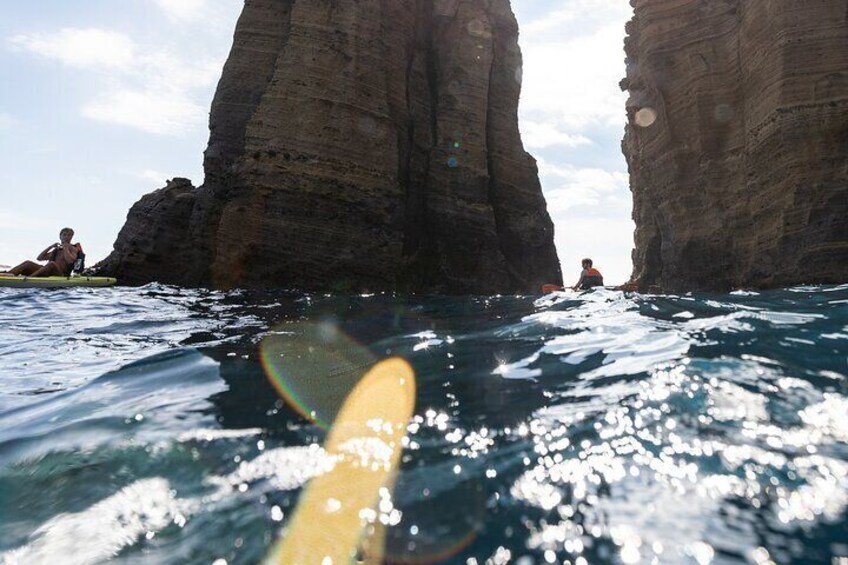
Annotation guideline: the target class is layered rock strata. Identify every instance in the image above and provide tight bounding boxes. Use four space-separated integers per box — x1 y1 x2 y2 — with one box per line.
101 0 561 293
623 0 848 292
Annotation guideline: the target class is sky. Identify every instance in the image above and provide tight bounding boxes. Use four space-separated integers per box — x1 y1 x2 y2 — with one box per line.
0 0 634 285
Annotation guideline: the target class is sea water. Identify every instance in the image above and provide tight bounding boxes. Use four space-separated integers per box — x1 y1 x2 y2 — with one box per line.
0 285 846 564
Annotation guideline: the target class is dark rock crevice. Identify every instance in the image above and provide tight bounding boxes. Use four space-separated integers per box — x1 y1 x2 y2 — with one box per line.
399 0 438 290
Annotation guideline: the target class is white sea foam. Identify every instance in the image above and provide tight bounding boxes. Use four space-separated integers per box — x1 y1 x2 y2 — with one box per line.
177 427 264 442
211 444 334 491
2 445 336 564
1 478 190 565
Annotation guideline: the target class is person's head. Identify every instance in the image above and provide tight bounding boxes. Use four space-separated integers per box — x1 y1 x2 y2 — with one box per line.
582 258 593 269
60 227 74 243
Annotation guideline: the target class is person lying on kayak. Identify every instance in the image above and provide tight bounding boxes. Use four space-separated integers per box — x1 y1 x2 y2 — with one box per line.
572 258 604 290
3 227 80 277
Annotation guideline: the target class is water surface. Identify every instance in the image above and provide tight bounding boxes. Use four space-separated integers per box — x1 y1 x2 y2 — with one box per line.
1 285 847 564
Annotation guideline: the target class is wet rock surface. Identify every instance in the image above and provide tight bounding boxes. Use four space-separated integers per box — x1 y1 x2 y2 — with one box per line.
624 0 848 292
99 0 561 293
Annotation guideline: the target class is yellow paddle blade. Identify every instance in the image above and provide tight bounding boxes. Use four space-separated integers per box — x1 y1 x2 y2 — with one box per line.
267 357 416 565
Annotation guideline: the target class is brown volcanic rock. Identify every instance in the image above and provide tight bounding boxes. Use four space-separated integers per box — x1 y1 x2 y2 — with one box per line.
102 178 198 285
100 0 561 293
623 0 848 292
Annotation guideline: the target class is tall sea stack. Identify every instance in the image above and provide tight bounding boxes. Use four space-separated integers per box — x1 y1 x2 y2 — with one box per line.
100 0 562 293
624 0 848 292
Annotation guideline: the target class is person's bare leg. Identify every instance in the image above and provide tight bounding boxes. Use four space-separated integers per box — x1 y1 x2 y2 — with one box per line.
8 261 42 276
31 262 62 277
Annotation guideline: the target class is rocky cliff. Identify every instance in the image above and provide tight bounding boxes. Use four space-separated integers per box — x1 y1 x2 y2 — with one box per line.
623 0 848 292
100 0 562 293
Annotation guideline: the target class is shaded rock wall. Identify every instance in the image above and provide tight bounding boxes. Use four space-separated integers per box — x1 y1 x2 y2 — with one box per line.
101 0 561 293
624 0 848 292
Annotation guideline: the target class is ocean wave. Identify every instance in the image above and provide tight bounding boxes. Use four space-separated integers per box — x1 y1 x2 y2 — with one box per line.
1 284 846 563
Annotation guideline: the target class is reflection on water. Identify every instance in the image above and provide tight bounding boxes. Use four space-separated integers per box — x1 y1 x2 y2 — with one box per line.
0 284 847 564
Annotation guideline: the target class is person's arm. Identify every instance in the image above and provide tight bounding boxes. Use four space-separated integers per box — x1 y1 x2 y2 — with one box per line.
572 271 586 291
37 243 59 261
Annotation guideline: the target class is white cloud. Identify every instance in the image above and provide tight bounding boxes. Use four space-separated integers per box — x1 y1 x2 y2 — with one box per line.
536 160 635 284
539 160 629 214
521 25 629 130
514 1 635 279
8 28 135 70
522 121 592 149
139 51 224 90
0 209 53 266
155 0 209 22
521 9 579 36
140 169 168 185
519 0 632 131
84 90 204 135
521 0 632 38
0 112 18 132
0 208 51 232
8 27 225 136
153 0 242 30
541 161 628 191
555 214 634 286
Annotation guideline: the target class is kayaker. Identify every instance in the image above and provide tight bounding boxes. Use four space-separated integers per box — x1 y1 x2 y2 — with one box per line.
572 258 604 290
3 227 80 277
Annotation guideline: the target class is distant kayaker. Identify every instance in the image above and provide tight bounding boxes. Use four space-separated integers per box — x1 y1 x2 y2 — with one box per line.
572 258 604 291
3 228 80 277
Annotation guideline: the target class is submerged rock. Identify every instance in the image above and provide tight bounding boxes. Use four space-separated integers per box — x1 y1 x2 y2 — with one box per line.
100 0 562 293
624 0 848 292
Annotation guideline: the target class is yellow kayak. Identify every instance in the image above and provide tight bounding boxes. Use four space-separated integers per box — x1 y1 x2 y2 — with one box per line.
0 275 117 288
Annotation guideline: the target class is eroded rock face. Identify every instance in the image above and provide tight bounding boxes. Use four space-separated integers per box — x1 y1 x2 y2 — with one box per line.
624 0 848 292
100 0 561 293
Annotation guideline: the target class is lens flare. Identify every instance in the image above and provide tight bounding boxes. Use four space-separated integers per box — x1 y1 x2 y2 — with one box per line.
260 321 377 429
634 107 657 127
